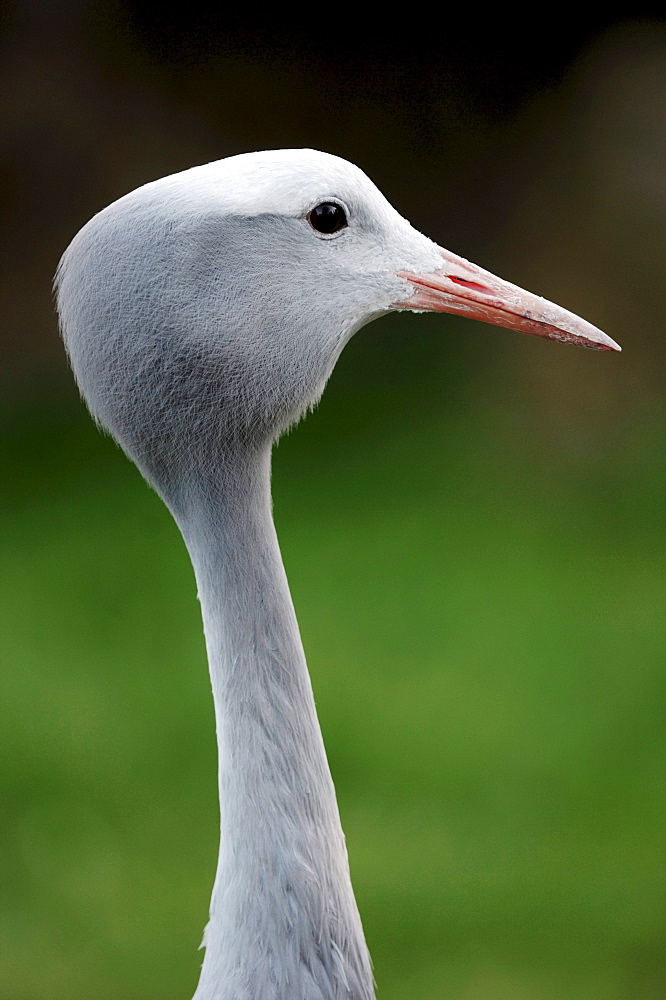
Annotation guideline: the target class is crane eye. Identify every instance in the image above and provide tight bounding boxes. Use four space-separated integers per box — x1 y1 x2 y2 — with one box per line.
308 202 348 235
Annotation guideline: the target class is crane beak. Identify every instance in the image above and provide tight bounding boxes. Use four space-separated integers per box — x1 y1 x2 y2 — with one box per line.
392 248 621 352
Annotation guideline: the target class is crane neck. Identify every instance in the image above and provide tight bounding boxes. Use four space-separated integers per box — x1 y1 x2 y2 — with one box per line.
175 443 374 1000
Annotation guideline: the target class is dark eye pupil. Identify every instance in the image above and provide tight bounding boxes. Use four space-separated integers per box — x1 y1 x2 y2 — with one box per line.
309 202 347 234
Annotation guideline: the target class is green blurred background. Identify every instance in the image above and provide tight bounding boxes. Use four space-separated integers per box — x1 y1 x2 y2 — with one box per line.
2 5 665 998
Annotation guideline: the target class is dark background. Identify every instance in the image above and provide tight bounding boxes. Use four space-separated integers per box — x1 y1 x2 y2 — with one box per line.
2 5 665 999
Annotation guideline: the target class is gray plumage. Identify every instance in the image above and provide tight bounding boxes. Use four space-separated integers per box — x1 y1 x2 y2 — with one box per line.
55 148 619 1000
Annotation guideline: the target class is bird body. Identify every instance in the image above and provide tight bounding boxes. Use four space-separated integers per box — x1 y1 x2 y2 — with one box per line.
56 149 619 1000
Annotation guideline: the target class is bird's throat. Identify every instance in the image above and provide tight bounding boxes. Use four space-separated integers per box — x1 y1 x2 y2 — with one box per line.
177 447 374 1000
